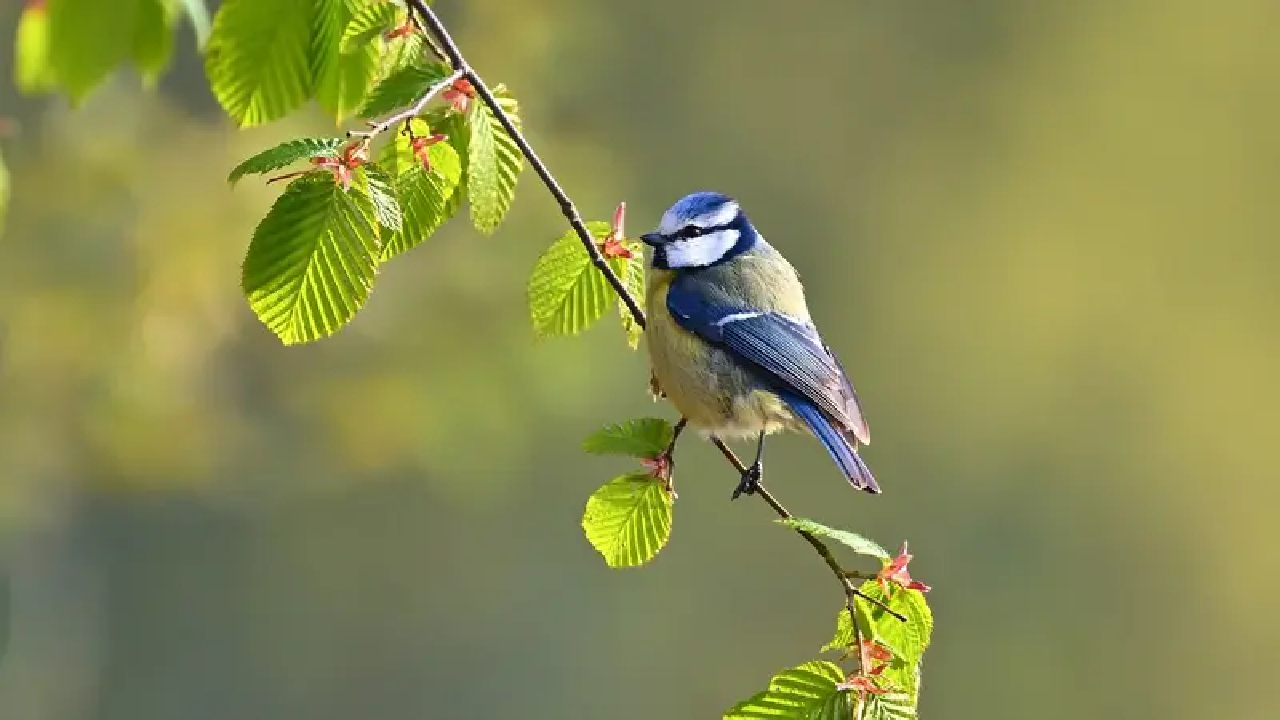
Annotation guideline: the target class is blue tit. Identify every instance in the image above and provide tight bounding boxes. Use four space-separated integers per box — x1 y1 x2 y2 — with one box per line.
640 191 877 498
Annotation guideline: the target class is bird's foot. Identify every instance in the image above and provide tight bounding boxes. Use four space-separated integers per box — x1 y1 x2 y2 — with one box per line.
731 461 762 500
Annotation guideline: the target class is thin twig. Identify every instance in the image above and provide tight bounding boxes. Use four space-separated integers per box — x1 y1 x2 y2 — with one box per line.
710 438 905 622
404 0 648 327
348 68 465 140
404 0 904 652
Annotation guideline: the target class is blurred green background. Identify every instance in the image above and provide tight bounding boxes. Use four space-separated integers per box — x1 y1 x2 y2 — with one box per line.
2 0 1278 718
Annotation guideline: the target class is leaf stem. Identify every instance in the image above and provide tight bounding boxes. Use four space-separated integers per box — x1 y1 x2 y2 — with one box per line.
405 0 648 327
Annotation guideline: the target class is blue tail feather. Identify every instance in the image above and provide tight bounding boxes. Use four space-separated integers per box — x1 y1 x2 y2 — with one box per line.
779 391 880 493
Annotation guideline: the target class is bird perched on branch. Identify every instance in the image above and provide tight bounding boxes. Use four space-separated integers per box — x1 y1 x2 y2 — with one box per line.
641 192 877 498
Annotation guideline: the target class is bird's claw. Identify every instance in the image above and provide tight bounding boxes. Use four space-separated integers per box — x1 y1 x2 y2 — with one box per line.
731 461 763 500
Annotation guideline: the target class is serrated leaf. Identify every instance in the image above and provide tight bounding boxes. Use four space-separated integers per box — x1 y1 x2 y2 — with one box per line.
528 223 631 338
582 418 673 458
132 0 176 88
47 0 139 101
340 0 400 53
865 693 917 720
822 607 855 654
778 518 890 560
241 173 381 344
14 4 56 94
855 579 932 700
582 474 673 568
618 249 646 349
359 61 449 118
314 0 381 123
228 138 345 184
361 164 402 234
376 125 463 260
466 95 522 233
205 0 314 127
724 661 850 720
179 0 213 48
425 107 469 218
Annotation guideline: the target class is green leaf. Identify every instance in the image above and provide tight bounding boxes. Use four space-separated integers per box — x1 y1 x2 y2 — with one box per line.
618 249 646 349
205 0 314 127
375 123 463 260
582 474 673 568
865 693 917 720
241 173 382 344
14 4 56 94
822 607 855 654
724 661 851 720
314 0 381 123
854 579 932 700
777 518 890 560
528 222 632 338
178 0 213 48
582 418 673 458
466 93 522 233
228 138 346 184
361 163 402 234
132 0 176 88
359 61 449 118
47 0 138 101
340 0 400 54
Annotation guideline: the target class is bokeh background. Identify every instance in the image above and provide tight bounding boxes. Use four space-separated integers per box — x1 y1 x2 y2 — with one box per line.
2 0 1279 718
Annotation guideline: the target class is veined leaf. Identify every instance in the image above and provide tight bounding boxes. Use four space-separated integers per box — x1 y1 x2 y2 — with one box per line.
466 92 522 233
822 607 855 654
359 61 450 118
724 661 851 720
618 248 646 349
179 0 213 48
425 107 469 219
376 123 463 260
314 0 381 123
132 0 176 88
205 0 314 127
228 138 345 184
855 579 932 700
582 474 673 568
341 0 400 54
865 692 917 720
47 0 140 101
14 4 56 94
241 173 381 344
582 418 673 459
777 518 890 560
528 222 631 338
361 164 403 234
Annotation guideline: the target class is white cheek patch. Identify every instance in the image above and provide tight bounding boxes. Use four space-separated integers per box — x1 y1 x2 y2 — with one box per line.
664 228 740 268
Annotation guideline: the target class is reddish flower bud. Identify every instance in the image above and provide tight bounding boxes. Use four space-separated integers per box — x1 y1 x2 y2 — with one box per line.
877 542 931 595
443 78 476 114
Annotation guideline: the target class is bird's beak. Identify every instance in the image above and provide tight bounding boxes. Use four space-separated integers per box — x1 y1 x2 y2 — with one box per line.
640 232 664 247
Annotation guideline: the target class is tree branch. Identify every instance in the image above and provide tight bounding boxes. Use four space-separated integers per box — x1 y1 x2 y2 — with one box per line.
347 68 464 140
404 0 647 327
404 0 901 646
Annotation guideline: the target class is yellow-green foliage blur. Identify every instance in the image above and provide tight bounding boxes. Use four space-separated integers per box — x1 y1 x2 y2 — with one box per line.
1 1 1277 718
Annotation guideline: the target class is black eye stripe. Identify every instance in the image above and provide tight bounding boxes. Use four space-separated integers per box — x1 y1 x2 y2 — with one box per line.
676 223 731 240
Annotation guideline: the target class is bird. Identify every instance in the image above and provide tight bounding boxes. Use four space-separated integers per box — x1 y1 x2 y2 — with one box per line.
640 191 877 499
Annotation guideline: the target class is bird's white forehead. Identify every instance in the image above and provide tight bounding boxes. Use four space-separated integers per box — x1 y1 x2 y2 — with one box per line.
658 199 740 235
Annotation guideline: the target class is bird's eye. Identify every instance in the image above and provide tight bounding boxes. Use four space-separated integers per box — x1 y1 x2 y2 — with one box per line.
679 225 707 239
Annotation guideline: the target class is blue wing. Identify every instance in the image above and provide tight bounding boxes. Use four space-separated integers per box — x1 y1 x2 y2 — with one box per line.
667 278 876 491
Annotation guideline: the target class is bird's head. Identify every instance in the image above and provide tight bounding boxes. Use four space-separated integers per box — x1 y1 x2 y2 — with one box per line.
640 192 759 270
